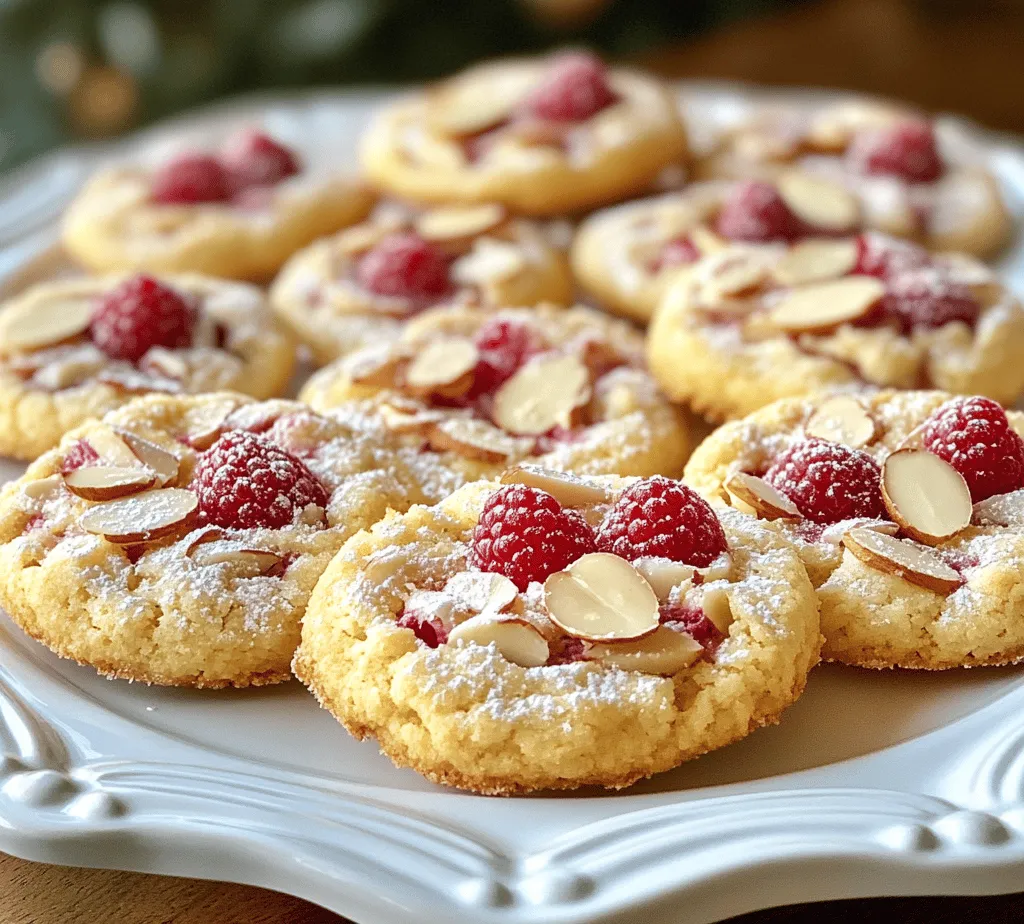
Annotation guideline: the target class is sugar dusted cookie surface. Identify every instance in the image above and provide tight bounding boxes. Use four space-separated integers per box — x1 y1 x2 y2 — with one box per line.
685 389 1024 669
295 472 819 793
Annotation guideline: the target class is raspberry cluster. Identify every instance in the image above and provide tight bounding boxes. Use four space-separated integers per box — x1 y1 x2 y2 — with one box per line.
91 274 197 363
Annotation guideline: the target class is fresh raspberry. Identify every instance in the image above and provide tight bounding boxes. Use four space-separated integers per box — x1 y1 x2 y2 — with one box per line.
151 152 231 204
874 271 980 334
355 233 452 300
91 274 196 363
654 236 701 271
192 431 329 530
221 129 300 190
596 476 727 568
471 485 596 590
659 603 724 654
714 181 802 243
920 396 1024 502
765 438 884 524
526 51 615 122
847 119 943 183
61 439 100 474
469 318 542 397
853 233 930 278
396 607 448 649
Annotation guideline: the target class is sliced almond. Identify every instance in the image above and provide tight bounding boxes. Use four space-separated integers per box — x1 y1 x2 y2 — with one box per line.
415 204 506 242
881 449 972 545
768 276 885 333
115 429 180 486
444 572 518 616
544 552 660 642
493 354 590 437
63 466 157 501
972 490 1024 528
182 397 239 451
404 338 479 397
700 252 769 301
699 584 734 634
447 615 549 668
97 368 182 395
378 402 444 435
633 557 696 601
188 541 284 574
820 518 899 545
22 474 64 500
335 222 398 256
78 488 199 545
842 527 961 594
772 239 859 287
427 417 529 463
589 626 703 676
777 172 859 231
724 471 802 521
805 394 876 448
427 73 530 137
0 299 93 354
499 464 613 507
184 525 226 555
451 239 527 286
86 426 140 468
348 347 406 388
690 224 728 255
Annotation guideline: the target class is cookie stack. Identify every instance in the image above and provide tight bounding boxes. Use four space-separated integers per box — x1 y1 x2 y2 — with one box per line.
0 50 1021 794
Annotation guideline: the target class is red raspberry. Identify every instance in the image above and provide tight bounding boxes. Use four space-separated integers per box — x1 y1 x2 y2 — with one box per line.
471 485 596 590
847 119 943 183
469 318 542 397
659 603 723 654
547 636 588 665
61 439 100 474
765 438 884 524
355 233 452 300
853 233 930 278
714 181 802 243
654 236 701 271
526 52 615 122
91 274 196 363
596 476 727 568
151 152 231 205
920 396 1024 502
396 607 448 649
221 129 300 190
875 271 980 334
192 431 329 530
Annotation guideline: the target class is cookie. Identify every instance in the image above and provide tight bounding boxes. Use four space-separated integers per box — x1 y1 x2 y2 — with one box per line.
62 128 375 280
295 471 820 793
685 389 1024 669
299 302 691 480
647 232 1024 421
694 100 1011 258
269 201 573 365
360 51 689 216
0 273 296 460
0 392 470 688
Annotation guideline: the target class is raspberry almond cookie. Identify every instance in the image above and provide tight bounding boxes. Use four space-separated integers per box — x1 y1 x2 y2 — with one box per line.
361 51 689 216
685 389 1024 669
0 273 295 460
648 232 1024 421
694 100 1011 258
62 128 375 280
270 201 573 365
0 392 470 687
295 470 819 793
300 303 691 481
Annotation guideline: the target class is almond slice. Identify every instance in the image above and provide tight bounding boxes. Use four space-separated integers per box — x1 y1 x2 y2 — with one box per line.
0 299 93 354
699 584 734 634
881 449 972 545
633 557 696 601
700 252 769 301
335 222 397 256
188 541 284 574
771 239 859 287
777 172 859 231
499 464 613 507
427 417 528 463
78 488 199 545
86 426 141 468
348 347 407 388
182 398 239 451
805 394 876 448
768 276 885 333
589 626 702 676
404 338 479 396
842 527 961 594
444 572 518 615
22 475 63 500
724 471 802 521
64 466 158 501
972 490 1024 528
427 74 529 137
415 204 506 242
544 552 660 642
820 518 899 545
447 615 549 668
493 354 591 436
378 402 444 434
690 225 728 255
115 429 180 486
451 239 527 286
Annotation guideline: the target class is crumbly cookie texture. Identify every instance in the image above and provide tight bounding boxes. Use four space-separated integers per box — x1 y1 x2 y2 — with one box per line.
647 236 1024 421
0 274 296 460
0 392 467 688
295 477 820 794
694 100 1011 258
299 302 691 480
360 56 689 215
684 389 1024 669
269 201 573 365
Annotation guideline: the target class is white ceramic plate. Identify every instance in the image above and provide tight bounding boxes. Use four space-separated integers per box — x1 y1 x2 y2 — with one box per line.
1 85 1024 924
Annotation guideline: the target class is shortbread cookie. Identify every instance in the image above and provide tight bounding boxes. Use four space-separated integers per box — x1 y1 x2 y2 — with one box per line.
0 273 296 460
572 177 870 323
300 303 691 479
269 201 573 365
0 392 469 688
62 128 375 280
361 51 689 216
647 233 1024 421
694 101 1011 258
685 389 1024 669
295 471 819 793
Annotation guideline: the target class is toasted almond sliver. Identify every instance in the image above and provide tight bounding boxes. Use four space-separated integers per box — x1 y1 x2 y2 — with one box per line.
633 557 696 601
404 338 479 394
115 429 180 486
701 253 769 301
427 417 527 463
443 572 518 616
772 239 859 287
881 449 972 545
842 527 961 594
493 354 591 436
415 204 506 242
348 348 407 388
378 402 444 434
820 518 899 545
64 466 158 502
183 397 239 451
699 584 734 634
447 615 549 668
544 552 660 642
589 626 703 676
451 239 527 286
805 394 877 448
85 426 141 468
0 299 93 354
78 488 199 545
335 222 397 256
22 475 63 501
777 172 859 231
499 464 613 507
427 72 532 137
188 541 283 574
769 276 885 333
972 489 1024 528
724 471 802 521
